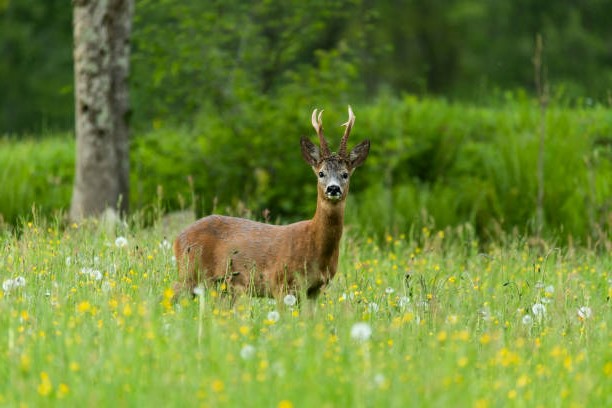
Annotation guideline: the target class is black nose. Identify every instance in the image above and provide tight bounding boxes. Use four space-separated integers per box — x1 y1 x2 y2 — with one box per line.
326 185 341 196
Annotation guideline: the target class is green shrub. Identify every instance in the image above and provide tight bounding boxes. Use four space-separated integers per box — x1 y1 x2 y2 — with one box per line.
1 96 610 243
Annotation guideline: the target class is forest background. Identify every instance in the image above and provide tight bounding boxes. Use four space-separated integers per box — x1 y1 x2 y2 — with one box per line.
1 0 611 242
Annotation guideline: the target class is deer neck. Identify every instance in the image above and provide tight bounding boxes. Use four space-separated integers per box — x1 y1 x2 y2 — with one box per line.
311 193 345 260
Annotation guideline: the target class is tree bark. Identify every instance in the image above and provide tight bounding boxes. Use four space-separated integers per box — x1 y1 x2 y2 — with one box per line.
70 0 133 220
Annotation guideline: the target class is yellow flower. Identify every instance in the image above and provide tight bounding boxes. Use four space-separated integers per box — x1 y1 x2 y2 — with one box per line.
37 372 53 396
278 400 293 408
76 301 91 313
211 380 224 393
604 362 612 377
479 333 491 345
57 383 70 398
123 304 132 317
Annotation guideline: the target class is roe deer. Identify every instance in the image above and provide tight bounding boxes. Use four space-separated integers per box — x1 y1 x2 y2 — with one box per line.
173 106 370 300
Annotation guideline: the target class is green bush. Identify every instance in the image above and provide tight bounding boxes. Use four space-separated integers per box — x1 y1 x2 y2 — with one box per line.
1 96 610 243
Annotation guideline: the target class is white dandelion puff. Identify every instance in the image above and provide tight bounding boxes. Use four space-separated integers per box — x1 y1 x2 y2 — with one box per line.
398 296 410 307
368 302 379 313
577 306 592 320
267 310 280 322
65 256 72 266
102 281 112 293
283 294 297 307
532 302 546 318
385 287 395 295
374 373 386 387
159 239 172 250
545 285 554 295
193 286 205 297
80 267 102 281
522 314 533 325
240 344 256 360
2 279 15 292
14 276 26 287
115 236 128 248
350 322 372 342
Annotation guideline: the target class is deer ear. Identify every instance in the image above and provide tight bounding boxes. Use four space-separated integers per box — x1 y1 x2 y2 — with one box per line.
349 139 370 169
301 136 320 167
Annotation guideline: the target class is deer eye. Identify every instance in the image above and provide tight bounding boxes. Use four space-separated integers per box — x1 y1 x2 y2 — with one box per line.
318 171 325 178
342 172 349 179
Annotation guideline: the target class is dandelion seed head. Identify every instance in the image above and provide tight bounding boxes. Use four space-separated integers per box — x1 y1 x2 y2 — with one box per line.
283 294 297 307
193 286 205 297
2 279 15 292
14 276 26 287
267 310 280 322
159 239 172 250
350 322 372 342
577 306 592 320
532 303 546 317
374 373 386 387
385 287 395 294
398 296 410 307
522 314 533 325
115 236 128 248
240 344 256 360
368 302 379 313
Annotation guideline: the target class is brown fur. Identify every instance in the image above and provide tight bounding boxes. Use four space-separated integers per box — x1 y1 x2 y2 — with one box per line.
172 107 369 300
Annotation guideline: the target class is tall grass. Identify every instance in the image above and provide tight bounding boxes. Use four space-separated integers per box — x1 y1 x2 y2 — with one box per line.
0 219 610 406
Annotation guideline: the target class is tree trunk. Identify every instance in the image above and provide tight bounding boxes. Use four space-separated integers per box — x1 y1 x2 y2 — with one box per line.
70 0 133 220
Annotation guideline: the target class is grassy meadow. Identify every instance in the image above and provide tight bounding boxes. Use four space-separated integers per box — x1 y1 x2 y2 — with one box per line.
0 217 610 407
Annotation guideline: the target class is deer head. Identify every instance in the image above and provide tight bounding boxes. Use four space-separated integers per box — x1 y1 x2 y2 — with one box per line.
300 106 370 203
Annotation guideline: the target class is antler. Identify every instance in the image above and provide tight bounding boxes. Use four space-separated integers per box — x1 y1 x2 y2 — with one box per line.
311 109 331 157
338 105 355 157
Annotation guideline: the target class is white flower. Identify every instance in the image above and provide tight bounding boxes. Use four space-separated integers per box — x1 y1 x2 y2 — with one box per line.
398 296 410 307
540 297 551 304
267 310 280 322
80 267 102 281
159 239 172 250
350 322 372 342
14 276 26 287
532 302 546 317
193 286 205 297
368 302 379 313
240 344 256 360
385 287 395 294
545 285 554 295
115 236 128 248
577 306 592 320
522 314 533 325
102 281 112 293
479 307 492 322
283 294 297 307
2 279 15 292
65 256 72 266
374 373 386 387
